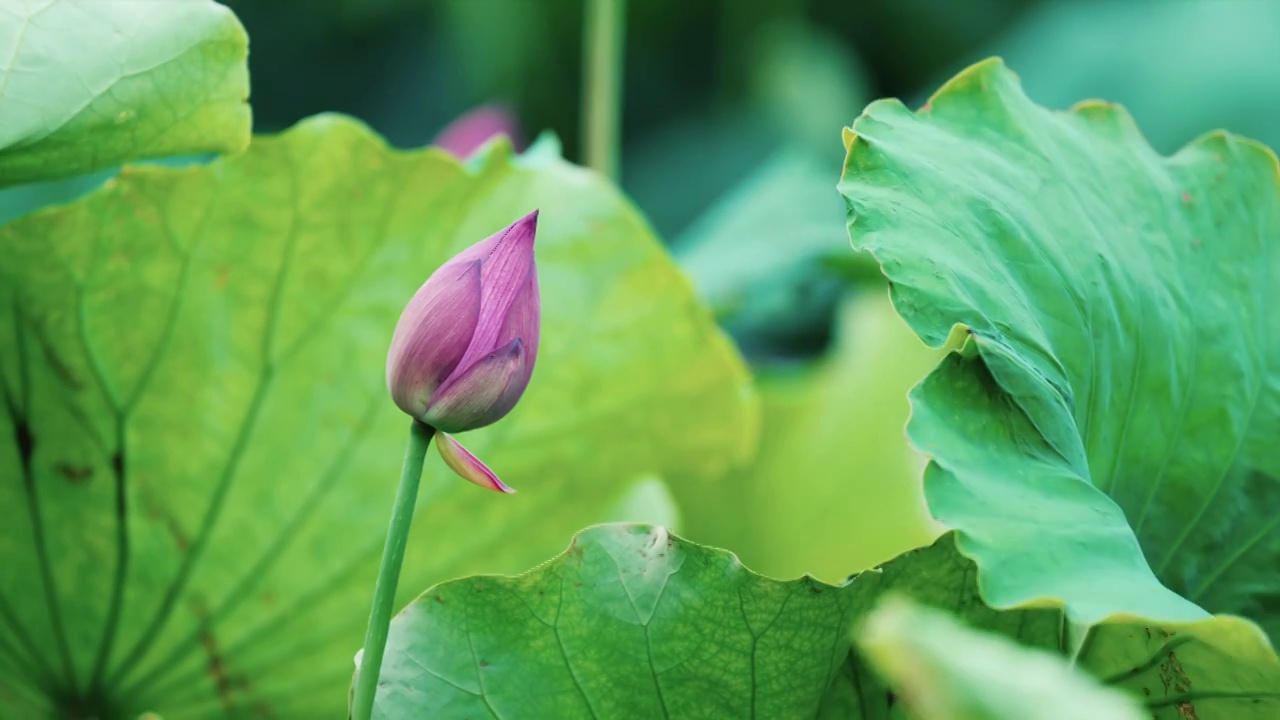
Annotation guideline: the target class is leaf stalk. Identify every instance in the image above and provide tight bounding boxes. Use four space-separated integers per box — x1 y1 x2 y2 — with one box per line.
581 0 626 180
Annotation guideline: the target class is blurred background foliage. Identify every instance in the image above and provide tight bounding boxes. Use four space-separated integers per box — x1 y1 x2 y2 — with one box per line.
222 0 1280 581
223 0 1280 352
12 0 1278 581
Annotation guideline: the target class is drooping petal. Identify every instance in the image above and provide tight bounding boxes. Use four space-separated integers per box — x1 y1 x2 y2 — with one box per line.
436 432 515 494
421 337 527 432
385 260 481 419
449 210 538 373
431 104 523 159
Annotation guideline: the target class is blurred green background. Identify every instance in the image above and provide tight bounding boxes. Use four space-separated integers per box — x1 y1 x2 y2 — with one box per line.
226 0 1280 350
212 0 1280 581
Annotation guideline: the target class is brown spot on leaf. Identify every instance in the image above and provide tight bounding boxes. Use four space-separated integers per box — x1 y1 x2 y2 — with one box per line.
216 266 230 289
434 595 445 604
166 517 190 552
1158 648 1195 708
54 463 93 483
141 493 191 553
200 630 235 709
1182 191 1193 206
188 599 247 711
479 660 489 668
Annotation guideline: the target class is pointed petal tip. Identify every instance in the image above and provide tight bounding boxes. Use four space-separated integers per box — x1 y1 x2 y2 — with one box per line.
498 336 523 358
385 258 484 418
513 210 539 240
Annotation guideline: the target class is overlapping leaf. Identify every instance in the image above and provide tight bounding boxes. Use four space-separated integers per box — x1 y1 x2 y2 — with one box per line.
0 116 755 718
839 57 1280 715
377 524 1280 719
834 535 1280 719
0 0 250 187
857 597 1144 720
376 524 855 719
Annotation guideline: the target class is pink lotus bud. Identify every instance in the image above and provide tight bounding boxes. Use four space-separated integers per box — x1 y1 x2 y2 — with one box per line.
431 105 523 159
386 211 540 435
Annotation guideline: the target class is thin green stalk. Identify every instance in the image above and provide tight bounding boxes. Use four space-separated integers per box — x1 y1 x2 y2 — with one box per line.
581 0 626 181
351 420 435 720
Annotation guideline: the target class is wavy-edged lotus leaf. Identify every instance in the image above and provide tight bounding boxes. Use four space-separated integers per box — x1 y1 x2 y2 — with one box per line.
376 524 855 719
839 57 1280 713
0 115 755 718
377 525 1280 719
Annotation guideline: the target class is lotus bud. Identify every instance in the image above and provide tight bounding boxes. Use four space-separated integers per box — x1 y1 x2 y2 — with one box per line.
387 211 540 436
432 104 523 159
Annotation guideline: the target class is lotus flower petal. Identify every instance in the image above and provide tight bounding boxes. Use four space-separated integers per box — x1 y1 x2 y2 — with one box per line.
385 260 482 419
436 432 515 494
450 210 538 373
422 337 527 432
494 265 539 395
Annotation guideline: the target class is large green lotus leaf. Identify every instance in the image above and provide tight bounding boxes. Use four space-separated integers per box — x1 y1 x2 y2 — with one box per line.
673 290 941 582
378 525 1280 718
376 524 856 719
839 58 1280 712
0 0 250 187
0 115 755 718
857 597 1144 720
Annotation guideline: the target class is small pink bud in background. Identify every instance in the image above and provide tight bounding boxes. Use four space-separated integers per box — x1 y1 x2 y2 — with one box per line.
431 105 523 159
385 211 540 493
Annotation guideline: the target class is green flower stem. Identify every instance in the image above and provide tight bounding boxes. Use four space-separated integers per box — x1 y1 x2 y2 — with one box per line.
581 0 626 181
351 420 435 720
